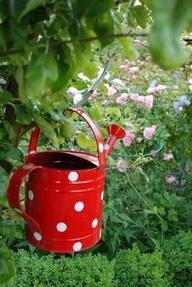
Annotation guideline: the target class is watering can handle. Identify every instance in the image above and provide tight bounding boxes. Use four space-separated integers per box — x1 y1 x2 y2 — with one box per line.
7 164 42 236
28 108 105 166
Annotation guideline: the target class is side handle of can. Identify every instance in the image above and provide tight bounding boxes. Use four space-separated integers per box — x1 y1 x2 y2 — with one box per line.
7 164 42 236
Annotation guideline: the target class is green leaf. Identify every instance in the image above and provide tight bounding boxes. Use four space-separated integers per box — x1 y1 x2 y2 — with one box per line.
15 104 33 125
131 5 149 28
89 104 102 121
33 114 57 145
76 132 89 149
74 0 114 17
19 0 48 20
76 132 97 152
27 51 58 99
0 244 16 287
0 167 9 197
15 66 26 101
93 11 114 46
0 223 24 239
106 107 121 118
60 120 75 139
0 146 23 163
118 37 138 60
0 91 13 105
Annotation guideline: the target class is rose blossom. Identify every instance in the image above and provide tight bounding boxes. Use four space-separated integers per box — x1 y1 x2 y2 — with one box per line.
116 96 125 105
117 158 128 172
150 150 158 158
107 86 117 97
123 133 134 146
129 66 139 74
156 84 166 92
144 95 154 109
138 95 145 103
147 87 157 94
136 137 143 143
163 152 174 160
165 175 176 184
130 93 140 101
143 126 156 140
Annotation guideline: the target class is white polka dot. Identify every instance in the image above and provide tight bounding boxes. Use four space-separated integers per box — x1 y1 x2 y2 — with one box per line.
74 201 84 212
92 218 98 228
104 144 109 150
99 143 104 153
101 191 104 200
73 242 82 251
34 232 42 241
68 171 79 182
56 222 67 232
28 190 34 200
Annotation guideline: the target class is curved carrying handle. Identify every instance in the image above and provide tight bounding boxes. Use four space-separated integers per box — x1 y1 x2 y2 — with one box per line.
7 164 42 236
28 108 105 166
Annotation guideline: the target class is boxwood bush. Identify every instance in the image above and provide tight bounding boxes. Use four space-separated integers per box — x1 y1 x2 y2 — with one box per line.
163 231 192 287
14 251 116 287
114 244 167 287
14 232 192 287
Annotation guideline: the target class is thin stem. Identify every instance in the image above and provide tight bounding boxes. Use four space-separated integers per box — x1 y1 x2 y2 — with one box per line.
74 53 116 107
0 32 147 58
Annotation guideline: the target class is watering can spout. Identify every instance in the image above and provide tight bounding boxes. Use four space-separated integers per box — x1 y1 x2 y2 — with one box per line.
104 124 126 157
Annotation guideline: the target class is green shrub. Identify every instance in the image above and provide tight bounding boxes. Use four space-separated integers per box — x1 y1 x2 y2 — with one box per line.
14 250 116 287
163 231 192 287
114 244 167 287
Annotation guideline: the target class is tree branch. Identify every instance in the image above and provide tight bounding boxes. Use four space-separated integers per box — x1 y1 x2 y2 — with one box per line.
74 53 115 108
0 32 148 57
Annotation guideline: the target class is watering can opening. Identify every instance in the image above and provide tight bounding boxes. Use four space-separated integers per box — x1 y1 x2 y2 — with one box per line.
26 151 98 170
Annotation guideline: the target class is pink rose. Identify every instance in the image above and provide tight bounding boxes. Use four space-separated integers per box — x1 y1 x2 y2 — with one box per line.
144 95 153 109
120 93 129 101
123 133 134 146
143 126 156 140
136 137 143 143
117 158 128 172
129 66 139 75
150 150 158 158
156 85 166 92
138 95 145 103
130 93 140 101
116 96 125 105
107 86 117 97
165 175 176 184
163 152 174 160
147 87 157 94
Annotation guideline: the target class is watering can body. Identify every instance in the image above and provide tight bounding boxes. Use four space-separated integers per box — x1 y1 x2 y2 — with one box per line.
7 108 125 253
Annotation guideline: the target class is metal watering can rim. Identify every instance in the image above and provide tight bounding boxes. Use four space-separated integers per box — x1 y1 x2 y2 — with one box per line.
28 108 126 168
26 150 101 170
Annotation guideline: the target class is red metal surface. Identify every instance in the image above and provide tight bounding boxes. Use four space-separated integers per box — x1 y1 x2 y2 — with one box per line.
7 108 125 253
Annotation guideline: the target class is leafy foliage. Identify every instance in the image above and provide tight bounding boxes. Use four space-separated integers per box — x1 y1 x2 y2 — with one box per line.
14 251 116 287
114 244 167 287
163 231 192 287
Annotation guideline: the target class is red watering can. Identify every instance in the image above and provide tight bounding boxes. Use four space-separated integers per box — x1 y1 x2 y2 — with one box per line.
7 108 125 253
